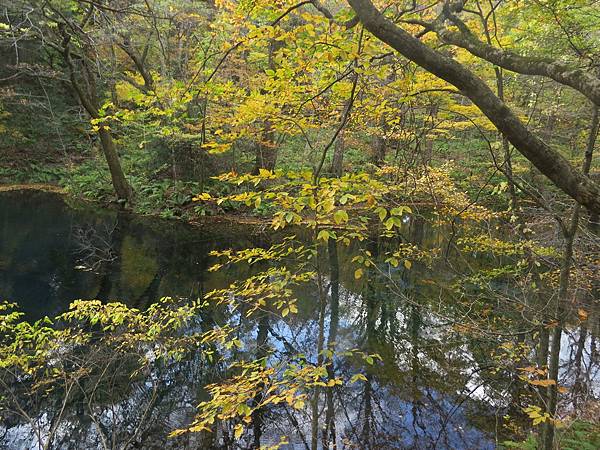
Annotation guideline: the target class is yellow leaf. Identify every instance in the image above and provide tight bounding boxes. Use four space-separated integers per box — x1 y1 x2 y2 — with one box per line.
528 379 556 387
258 168 273 178
194 192 212 201
354 268 363 279
234 424 243 439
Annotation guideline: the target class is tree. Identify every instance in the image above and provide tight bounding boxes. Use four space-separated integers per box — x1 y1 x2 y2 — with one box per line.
51 2 133 204
344 0 600 214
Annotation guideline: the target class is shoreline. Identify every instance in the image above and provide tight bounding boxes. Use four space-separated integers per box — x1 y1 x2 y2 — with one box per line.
0 182 271 231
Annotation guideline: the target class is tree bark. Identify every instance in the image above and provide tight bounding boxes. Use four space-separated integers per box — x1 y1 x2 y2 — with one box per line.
585 107 600 228
345 0 600 214
252 39 279 175
252 314 269 449
97 127 134 203
372 134 386 166
252 124 278 174
322 239 340 448
330 130 345 177
311 242 327 450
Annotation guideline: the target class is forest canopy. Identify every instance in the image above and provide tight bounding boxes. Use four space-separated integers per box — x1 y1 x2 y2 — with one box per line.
1 0 600 449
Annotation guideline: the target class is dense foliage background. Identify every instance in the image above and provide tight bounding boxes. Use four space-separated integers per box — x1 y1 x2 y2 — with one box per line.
1 1 600 449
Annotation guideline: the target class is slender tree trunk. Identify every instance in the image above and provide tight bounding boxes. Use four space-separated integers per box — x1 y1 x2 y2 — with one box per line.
373 133 386 167
538 327 550 368
372 111 388 166
371 70 395 167
311 241 327 450
330 130 345 177
359 242 378 448
252 124 278 174
252 314 269 449
572 325 587 410
543 103 598 450
492 68 517 209
422 102 438 166
322 239 340 448
253 39 279 174
97 127 133 203
586 107 600 228
542 238 572 450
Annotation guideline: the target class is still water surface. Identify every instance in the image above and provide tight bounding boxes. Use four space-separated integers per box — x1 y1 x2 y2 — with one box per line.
0 191 597 449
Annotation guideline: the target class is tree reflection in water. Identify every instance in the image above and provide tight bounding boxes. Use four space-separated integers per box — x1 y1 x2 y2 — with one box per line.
1 191 599 449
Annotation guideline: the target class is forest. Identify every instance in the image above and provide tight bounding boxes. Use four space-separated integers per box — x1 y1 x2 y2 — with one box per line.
0 0 599 449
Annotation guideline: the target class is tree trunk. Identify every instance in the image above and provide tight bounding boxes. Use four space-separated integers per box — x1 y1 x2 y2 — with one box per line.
330 130 345 177
252 39 279 175
97 127 133 203
543 102 598 450
323 239 340 448
538 326 550 368
252 124 278 174
252 314 269 448
60 28 133 205
372 135 386 166
585 107 600 228
311 241 327 450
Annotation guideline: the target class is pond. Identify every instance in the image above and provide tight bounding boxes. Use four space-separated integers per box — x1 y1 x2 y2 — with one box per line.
0 191 597 449
0 190 260 322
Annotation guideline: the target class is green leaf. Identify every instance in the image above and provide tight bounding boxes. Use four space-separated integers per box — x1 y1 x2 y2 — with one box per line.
350 373 368 383
333 209 349 225
317 230 330 242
